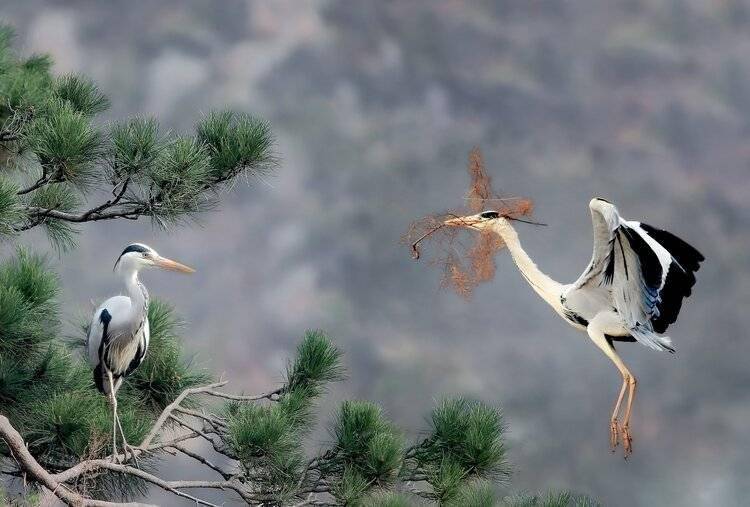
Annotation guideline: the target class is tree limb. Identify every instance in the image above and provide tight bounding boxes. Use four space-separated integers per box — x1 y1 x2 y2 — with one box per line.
0 415 151 507
139 381 227 449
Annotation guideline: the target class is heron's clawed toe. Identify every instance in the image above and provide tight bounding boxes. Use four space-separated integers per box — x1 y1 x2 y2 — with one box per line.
609 418 620 451
122 443 141 469
621 425 633 458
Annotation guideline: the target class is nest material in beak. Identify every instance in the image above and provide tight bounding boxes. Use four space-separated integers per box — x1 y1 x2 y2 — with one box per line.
444 216 479 227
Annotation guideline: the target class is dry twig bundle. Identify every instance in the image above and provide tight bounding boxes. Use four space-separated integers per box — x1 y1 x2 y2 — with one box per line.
404 148 537 298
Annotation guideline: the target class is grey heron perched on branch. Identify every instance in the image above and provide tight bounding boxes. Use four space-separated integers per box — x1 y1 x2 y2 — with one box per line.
86 243 194 461
444 198 703 457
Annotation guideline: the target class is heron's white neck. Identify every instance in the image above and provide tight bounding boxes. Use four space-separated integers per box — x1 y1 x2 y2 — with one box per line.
490 219 563 311
122 268 149 327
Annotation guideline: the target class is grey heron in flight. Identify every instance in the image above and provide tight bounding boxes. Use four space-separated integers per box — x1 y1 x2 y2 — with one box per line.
86 243 194 461
444 198 703 457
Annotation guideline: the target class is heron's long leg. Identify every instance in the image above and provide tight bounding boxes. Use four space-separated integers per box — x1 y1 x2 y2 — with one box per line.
106 371 119 461
115 415 140 468
610 379 628 450
621 375 637 456
586 321 636 458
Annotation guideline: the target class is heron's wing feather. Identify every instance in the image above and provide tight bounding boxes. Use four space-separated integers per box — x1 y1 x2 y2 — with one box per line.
611 222 674 350
638 223 704 333
86 295 133 367
574 200 678 351
571 199 619 290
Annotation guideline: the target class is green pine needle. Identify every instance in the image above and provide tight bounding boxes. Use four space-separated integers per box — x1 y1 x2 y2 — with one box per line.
144 136 214 224
446 480 497 507
362 491 414 507
423 398 510 482
503 491 600 507
0 177 22 238
54 74 110 117
196 110 276 184
226 401 304 490
28 100 103 188
110 117 162 178
331 400 404 485
27 183 82 251
22 54 53 74
286 329 345 394
331 466 370 505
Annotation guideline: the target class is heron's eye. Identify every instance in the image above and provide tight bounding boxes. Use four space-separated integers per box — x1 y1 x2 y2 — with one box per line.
142 252 149 258
480 211 499 219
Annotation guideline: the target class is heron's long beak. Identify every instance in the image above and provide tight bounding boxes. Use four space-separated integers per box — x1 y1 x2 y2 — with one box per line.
444 216 480 228
155 256 195 273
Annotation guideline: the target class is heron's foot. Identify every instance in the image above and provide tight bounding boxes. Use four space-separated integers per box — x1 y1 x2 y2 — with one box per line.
121 442 141 469
609 418 620 451
621 424 633 458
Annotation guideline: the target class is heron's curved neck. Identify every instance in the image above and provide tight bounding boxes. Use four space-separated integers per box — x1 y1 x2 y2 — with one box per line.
122 269 149 325
491 219 562 311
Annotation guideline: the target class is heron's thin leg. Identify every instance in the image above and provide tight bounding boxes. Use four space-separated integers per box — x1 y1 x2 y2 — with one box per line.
610 378 627 450
587 323 636 458
116 415 140 469
106 371 119 462
621 375 637 457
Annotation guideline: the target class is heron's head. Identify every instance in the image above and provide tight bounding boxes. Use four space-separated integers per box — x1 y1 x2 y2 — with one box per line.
443 210 506 231
114 243 195 274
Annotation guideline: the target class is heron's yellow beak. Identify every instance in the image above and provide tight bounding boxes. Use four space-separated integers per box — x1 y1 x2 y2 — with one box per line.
155 256 195 273
444 216 480 228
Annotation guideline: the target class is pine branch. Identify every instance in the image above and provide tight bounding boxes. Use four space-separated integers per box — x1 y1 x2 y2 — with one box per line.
139 381 228 449
0 415 153 507
168 443 234 480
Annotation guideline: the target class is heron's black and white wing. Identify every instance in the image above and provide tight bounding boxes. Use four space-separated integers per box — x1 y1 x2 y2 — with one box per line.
86 295 135 393
572 199 704 352
570 198 620 290
124 317 149 377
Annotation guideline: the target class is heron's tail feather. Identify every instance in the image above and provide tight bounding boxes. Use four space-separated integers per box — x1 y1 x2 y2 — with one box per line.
630 326 675 353
93 364 109 394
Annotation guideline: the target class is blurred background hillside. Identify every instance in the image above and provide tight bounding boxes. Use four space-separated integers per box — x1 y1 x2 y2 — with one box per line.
3 1 750 505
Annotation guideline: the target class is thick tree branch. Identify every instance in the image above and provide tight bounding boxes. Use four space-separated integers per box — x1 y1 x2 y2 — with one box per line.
0 415 151 507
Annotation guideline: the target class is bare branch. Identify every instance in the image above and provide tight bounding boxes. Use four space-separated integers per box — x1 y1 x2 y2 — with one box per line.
173 406 228 430
201 387 282 402
169 443 234 480
140 381 227 449
0 415 151 507
23 205 146 224
17 169 53 195
51 460 224 507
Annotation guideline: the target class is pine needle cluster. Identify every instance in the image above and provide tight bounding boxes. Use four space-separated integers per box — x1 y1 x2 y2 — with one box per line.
0 24 276 250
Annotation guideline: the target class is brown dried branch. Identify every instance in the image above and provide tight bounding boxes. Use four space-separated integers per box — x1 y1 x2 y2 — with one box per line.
404 147 537 298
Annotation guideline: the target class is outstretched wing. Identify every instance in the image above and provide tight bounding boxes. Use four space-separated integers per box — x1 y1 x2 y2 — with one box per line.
571 198 620 291
572 198 703 352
